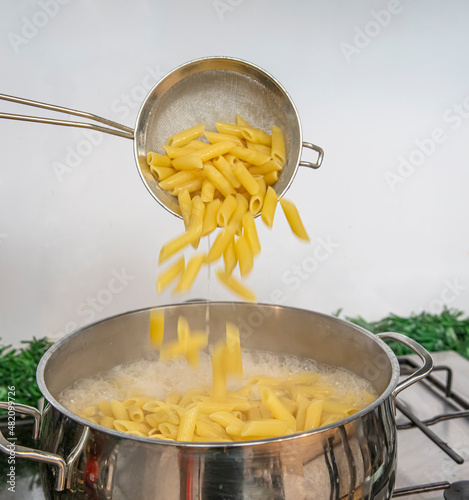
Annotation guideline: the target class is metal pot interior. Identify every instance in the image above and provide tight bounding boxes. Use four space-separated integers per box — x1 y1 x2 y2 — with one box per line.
38 302 398 423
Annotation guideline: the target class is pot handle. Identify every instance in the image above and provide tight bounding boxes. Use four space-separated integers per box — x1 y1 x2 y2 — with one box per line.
0 402 67 491
299 142 324 169
376 332 433 398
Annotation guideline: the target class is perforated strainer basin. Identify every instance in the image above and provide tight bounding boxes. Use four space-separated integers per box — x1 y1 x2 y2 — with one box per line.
134 56 323 217
0 56 323 217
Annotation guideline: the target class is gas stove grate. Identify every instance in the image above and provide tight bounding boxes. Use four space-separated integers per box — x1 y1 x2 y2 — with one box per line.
392 358 469 498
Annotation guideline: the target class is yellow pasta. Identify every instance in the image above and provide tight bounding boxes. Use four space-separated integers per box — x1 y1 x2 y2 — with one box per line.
188 195 205 248
156 256 185 293
271 125 286 167
213 155 242 189
202 199 222 237
223 236 237 275
147 152 172 167
149 309 165 347
248 177 266 216
261 186 278 228
230 146 271 167
177 405 199 441
249 160 281 176
225 323 243 377
216 270 256 302
232 161 259 195
235 113 251 127
217 194 237 227
200 179 215 203
167 124 205 148
147 117 310 300
173 253 205 294
238 126 271 147
178 190 192 231
198 141 236 162
260 387 296 432
304 400 324 430
241 420 291 439
203 163 237 198
150 165 176 181
172 154 203 171
235 234 253 277
229 194 248 234
205 226 235 264
110 401 129 421
158 231 198 264
279 198 309 241
242 212 261 256
264 170 279 186
205 131 244 147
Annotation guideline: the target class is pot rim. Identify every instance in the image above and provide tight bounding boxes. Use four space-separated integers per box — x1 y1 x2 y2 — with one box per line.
37 302 400 447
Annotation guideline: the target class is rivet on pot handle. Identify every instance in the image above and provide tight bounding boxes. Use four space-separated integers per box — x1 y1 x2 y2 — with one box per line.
0 402 67 491
299 142 324 169
377 332 434 399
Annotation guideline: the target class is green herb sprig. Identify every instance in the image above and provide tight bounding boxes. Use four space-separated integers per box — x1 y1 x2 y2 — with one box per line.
340 309 469 359
0 337 53 408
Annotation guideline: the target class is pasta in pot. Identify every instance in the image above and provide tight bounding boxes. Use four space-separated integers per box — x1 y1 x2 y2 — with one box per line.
60 315 377 443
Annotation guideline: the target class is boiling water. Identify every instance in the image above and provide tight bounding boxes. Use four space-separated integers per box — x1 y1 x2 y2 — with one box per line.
59 349 377 417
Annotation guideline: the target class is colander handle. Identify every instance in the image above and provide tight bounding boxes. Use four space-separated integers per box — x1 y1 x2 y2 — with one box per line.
299 142 324 169
0 93 134 140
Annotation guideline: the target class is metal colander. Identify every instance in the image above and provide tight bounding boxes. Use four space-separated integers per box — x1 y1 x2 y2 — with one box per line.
0 56 323 217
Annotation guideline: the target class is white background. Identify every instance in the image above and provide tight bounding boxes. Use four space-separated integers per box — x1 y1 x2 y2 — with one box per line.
0 0 468 346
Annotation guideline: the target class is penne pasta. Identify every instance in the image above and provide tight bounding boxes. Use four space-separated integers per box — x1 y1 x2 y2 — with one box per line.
279 198 309 241
172 154 203 171
242 212 261 256
158 231 198 264
232 160 259 195
229 194 248 235
150 309 165 347
202 199 222 237
217 194 237 227
271 125 286 166
230 146 271 167
261 186 278 228
205 226 236 263
223 235 237 275
216 270 256 302
200 179 215 202
213 155 242 189
147 152 172 167
157 256 185 293
150 165 176 181
249 177 266 216
203 163 237 198
205 131 244 147
263 170 279 186
178 190 192 231
235 234 253 277
167 124 205 148
173 253 205 294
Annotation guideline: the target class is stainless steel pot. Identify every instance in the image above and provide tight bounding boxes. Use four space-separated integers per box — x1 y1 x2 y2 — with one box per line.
0 302 432 499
